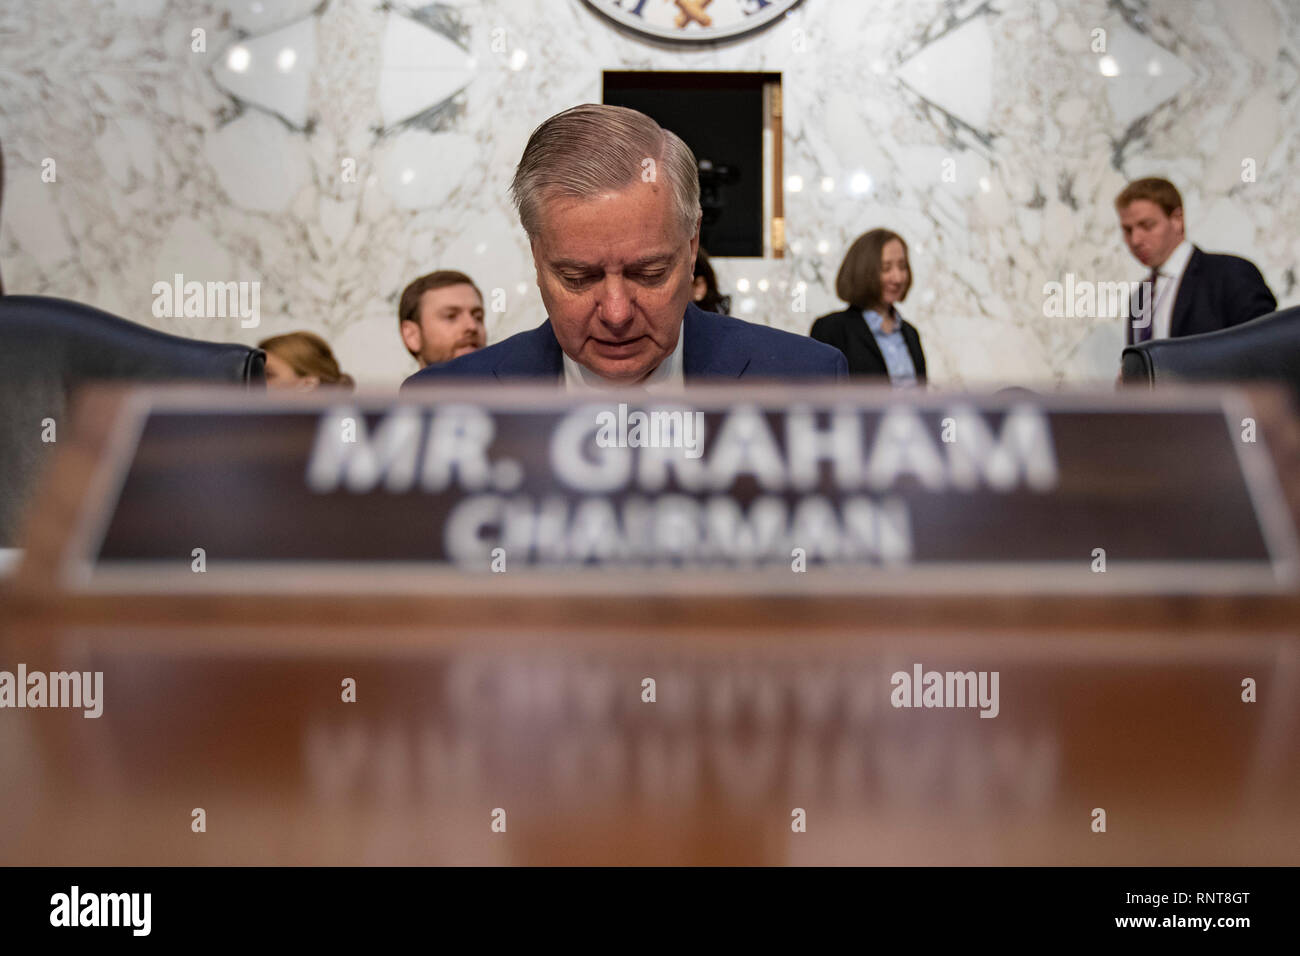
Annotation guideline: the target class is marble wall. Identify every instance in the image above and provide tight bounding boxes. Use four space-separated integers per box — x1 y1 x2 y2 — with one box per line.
1 0 1297 388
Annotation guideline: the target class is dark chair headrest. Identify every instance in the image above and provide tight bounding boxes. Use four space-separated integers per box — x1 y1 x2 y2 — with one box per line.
0 295 264 545
0 295 265 385
1120 305 1300 390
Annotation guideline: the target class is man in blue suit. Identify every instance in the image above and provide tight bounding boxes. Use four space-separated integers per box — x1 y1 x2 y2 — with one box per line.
403 104 845 390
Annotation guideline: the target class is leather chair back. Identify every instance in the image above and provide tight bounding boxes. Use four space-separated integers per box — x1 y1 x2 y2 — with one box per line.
1121 305 1300 390
0 295 265 545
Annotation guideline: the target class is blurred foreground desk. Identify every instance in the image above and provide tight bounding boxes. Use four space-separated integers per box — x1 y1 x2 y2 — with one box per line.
2 385 1299 865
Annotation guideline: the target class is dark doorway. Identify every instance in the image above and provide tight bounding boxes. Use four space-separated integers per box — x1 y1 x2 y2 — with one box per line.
603 71 780 258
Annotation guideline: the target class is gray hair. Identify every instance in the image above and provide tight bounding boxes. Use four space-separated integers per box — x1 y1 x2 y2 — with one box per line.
510 104 702 242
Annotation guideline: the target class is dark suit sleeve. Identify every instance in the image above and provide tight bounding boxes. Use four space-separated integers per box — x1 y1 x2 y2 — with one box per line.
400 362 450 390
1226 258 1277 327
831 349 848 381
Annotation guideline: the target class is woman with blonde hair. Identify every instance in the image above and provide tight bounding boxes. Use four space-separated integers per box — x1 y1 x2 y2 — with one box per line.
258 331 354 391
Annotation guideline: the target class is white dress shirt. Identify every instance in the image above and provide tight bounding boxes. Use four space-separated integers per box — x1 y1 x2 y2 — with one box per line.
1148 239 1194 340
561 330 686 393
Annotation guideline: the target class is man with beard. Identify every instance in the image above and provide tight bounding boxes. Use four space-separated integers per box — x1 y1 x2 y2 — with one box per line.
397 270 487 368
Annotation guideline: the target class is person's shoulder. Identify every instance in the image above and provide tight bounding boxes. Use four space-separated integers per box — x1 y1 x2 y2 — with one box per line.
811 306 859 323
401 344 498 388
810 307 858 331
401 321 554 389
700 309 824 347
1194 247 1266 277
694 308 845 370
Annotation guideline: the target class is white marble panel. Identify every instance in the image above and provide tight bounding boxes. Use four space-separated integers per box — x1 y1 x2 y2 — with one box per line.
0 0 1296 390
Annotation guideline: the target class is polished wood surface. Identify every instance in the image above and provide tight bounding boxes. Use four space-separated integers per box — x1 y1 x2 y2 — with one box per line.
2 384 1299 864
0 621 1296 865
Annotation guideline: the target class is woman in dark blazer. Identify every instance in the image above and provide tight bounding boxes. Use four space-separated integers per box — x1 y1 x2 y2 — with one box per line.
810 228 927 385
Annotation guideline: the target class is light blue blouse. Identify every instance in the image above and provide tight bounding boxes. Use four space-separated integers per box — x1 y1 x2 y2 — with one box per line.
862 308 918 387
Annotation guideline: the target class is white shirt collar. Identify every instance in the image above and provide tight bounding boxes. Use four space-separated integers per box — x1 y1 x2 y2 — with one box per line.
1154 239 1194 279
561 329 686 393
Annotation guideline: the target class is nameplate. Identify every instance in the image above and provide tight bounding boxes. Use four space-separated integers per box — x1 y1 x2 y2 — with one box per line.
62 386 1298 594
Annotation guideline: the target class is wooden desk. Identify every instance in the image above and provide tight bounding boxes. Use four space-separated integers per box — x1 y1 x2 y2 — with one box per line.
0 619 1296 865
1 385 1298 865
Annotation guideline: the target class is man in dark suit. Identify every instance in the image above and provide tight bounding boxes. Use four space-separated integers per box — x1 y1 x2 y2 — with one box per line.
1117 178 1276 346
410 299 843 384
403 104 844 390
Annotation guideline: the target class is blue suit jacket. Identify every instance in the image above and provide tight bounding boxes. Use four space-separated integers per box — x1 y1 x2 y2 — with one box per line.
402 303 847 387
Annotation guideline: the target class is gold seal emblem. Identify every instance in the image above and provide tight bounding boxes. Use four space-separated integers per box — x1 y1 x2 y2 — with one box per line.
584 0 802 43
